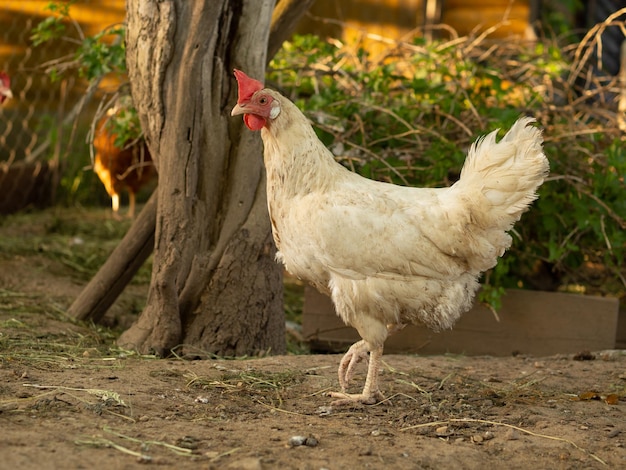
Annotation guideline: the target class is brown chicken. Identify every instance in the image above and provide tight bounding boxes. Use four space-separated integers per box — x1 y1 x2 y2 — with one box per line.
93 105 155 218
0 72 12 104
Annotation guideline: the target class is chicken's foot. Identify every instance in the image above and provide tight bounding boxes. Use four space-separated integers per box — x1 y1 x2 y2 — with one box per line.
128 191 136 219
333 324 403 392
329 345 384 405
110 193 123 220
335 339 368 391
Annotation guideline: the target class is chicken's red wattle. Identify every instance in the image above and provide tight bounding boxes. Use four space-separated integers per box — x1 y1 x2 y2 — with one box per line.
244 113 266 131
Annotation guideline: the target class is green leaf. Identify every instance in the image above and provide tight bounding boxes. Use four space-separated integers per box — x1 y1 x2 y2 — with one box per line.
31 16 66 46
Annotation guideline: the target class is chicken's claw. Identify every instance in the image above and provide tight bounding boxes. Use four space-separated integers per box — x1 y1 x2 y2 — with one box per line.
330 343 384 405
328 390 384 406
336 340 369 391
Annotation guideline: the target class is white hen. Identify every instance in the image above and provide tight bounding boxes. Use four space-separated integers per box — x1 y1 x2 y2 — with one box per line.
232 69 549 405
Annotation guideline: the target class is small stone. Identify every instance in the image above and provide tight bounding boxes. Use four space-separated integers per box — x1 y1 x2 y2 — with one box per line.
304 436 319 447
288 435 319 447
177 436 199 450
317 406 333 416
288 435 307 447
573 351 595 361
435 426 449 437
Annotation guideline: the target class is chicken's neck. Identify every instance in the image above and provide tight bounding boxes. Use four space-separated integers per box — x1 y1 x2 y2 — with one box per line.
260 104 344 198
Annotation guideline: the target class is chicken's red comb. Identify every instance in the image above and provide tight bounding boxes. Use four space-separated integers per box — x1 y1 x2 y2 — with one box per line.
233 69 264 104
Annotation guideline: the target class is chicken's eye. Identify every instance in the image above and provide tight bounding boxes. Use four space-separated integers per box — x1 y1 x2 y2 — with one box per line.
259 96 268 105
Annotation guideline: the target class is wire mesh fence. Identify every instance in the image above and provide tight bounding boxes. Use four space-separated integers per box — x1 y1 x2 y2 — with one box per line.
0 0 126 213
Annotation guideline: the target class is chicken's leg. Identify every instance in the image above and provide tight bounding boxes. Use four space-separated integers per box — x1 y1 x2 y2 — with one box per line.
335 339 368 391
111 193 123 220
329 344 384 405
128 191 136 219
111 193 120 214
334 324 404 392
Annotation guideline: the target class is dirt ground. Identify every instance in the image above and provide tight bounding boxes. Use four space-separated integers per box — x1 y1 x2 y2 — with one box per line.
1 209 625 469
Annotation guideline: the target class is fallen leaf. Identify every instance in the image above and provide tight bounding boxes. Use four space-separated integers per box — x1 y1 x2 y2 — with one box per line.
577 391 601 401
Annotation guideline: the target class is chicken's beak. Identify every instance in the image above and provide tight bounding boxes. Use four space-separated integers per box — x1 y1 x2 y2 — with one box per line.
231 103 247 116
1 89 12 101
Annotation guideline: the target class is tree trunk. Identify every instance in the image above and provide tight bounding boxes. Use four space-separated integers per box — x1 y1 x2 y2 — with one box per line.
117 0 283 356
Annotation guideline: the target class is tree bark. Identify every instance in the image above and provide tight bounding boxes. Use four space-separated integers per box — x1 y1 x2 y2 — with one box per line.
115 0 281 357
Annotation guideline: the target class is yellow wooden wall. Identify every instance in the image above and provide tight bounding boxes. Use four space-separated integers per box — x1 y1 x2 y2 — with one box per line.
297 0 533 50
442 0 532 38
297 0 427 43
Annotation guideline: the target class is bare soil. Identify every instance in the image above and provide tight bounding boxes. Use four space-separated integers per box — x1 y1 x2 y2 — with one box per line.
1 209 625 469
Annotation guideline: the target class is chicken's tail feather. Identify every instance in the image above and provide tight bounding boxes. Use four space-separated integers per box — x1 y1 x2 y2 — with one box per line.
447 117 549 272
457 117 548 227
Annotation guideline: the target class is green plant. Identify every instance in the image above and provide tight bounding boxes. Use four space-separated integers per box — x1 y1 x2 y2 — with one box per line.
31 1 127 82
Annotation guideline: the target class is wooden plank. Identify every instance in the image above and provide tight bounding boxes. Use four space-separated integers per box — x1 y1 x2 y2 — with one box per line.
616 307 626 350
303 286 620 356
